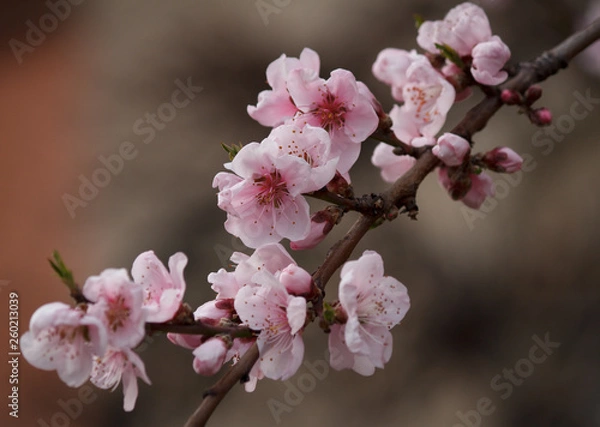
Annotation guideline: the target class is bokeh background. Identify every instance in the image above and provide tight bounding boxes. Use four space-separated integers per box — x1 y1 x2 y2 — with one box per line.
1 0 599 426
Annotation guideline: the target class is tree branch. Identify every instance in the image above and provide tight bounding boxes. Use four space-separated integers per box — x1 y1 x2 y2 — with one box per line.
147 322 254 339
369 115 429 157
183 18 600 427
184 343 260 427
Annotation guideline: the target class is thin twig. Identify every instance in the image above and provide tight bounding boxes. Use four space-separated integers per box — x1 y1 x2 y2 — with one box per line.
370 127 420 156
147 322 254 339
184 343 260 427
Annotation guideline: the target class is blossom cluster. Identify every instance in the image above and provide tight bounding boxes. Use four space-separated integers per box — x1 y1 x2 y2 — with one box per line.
21 251 188 411
22 245 410 410
215 47 380 249
169 244 410 386
370 2 522 209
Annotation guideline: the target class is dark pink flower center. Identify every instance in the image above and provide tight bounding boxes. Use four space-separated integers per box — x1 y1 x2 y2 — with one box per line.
106 295 131 332
253 171 288 208
314 91 346 131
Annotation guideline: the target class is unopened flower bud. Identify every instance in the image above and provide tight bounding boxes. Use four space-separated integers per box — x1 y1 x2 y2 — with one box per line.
483 147 523 173
168 332 203 350
524 85 542 104
279 264 313 295
326 171 353 198
529 107 552 126
192 338 228 376
289 207 342 251
471 36 511 86
437 167 472 201
432 133 471 166
461 172 495 209
501 89 521 105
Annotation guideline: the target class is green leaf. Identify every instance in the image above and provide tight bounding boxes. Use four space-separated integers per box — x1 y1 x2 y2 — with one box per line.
49 250 76 290
221 142 244 161
434 43 465 69
413 14 424 30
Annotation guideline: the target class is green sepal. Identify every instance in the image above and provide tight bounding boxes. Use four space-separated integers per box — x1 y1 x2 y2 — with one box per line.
413 14 425 30
323 301 336 325
221 142 244 161
434 43 465 69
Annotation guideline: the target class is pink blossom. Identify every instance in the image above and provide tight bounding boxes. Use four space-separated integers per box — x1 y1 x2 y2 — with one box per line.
328 323 393 376
83 269 146 349
290 207 342 250
417 2 492 56
21 302 108 387
166 299 234 365
288 68 379 175
438 168 495 209
194 299 233 323
483 147 523 173
192 338 229 376
397 56 456 139
267 124 339 190
382 63 455 150
90 346 151 412
432 133 471 166
247 48 320 127
462 172 495 209
131 251 187 323
437 167 454 192
234 271 307 380
167 300 238 373
278 264 312 295
213 126 337 247
208 243 296 299
471 36 511 85
206 268 240 301
244 359 264 392
372 50 455 145
180 244 306 385
289 219 328 250
371 54 450 184
213 141 313 248
372 48 421 102
328 251 410 376
167 332 204 350
371 142 417 183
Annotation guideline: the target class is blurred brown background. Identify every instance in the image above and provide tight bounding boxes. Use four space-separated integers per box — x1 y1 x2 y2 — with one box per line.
1 0 599 426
